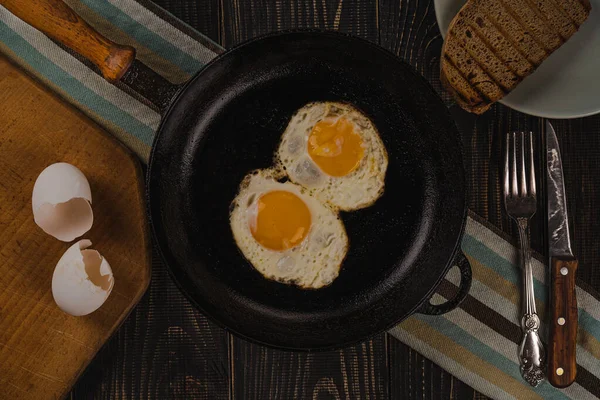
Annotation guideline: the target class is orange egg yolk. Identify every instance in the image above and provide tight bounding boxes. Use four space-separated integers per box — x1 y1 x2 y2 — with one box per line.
250 190 311 251
307 117 364 177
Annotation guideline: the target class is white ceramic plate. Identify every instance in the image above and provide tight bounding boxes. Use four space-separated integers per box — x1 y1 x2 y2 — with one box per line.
434 0 600 118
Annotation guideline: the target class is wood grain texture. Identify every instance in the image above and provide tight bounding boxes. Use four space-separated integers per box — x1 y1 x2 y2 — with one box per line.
0 0 135 82
379 0 447 102
70 250 230 400
465 107 546 250
379 0 484 397
149 0 222 43
220 0 379 47
548 257 578 388
64 0 600 399
388 338 483 400
548 118 600 289
219 2 389 399
0 55 150 400
232 336 387 399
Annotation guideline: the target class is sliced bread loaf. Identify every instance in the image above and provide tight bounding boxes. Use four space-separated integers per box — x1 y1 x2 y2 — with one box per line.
441 0 592 114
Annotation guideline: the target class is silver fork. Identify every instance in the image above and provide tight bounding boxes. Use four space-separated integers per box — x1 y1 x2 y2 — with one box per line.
504 132 545 387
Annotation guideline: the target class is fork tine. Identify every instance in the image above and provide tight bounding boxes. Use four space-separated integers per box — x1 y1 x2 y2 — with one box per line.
520 132 527 196
504 133 510 197
529 132 536 197
511 132 518 197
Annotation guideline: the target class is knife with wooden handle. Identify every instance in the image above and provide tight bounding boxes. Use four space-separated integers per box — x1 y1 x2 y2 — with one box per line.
546 121 578 388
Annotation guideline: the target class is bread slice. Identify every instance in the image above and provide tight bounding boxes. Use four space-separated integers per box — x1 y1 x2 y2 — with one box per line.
441 0 591 114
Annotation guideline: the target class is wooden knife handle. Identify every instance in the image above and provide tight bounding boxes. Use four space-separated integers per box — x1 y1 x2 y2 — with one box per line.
0 0 135 82
548 256 578 388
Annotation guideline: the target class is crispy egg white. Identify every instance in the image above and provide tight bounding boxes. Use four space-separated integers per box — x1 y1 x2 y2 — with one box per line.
277 102 388 211
229 170 348 289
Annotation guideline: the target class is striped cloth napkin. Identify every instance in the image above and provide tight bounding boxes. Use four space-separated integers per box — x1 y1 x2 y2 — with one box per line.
1 1 599 399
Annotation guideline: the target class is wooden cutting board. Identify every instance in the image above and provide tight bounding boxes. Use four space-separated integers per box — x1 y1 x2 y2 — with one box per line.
0 55 151 399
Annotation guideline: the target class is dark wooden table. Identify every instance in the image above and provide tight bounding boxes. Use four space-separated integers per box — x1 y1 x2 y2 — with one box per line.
71 1 600 399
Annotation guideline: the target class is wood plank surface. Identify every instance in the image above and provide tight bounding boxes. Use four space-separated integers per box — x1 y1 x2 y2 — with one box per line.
67 2 232 398
378 0 482 398
150 0 222 44
0 55 151 400
63 0 600 399
232 337 387 399
70 250 230 400
220 0 379 47
218 2 389 400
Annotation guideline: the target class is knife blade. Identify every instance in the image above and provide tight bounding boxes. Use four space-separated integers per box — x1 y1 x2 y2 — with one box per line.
546 120 578 388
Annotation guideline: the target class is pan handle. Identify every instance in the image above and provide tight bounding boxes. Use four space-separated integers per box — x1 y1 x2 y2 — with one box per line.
417 250 472 315
1 0 135 82
1 0 178 112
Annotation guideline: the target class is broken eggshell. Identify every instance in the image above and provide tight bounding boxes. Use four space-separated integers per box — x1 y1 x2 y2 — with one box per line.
52 239 114 316
32 162 93 242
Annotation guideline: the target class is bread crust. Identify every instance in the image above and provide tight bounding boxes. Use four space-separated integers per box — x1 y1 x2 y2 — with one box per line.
440 0 591 114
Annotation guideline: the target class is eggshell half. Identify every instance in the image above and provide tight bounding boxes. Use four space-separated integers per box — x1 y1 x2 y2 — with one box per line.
32 163 93 242
52 240 114 316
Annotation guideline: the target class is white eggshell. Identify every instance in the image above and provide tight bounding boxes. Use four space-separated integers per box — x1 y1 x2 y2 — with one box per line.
52 240 114 316
32 163 93 242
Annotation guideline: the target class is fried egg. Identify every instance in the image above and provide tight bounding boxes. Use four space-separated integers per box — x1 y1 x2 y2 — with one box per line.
277 102 388 211
229 170 348 289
